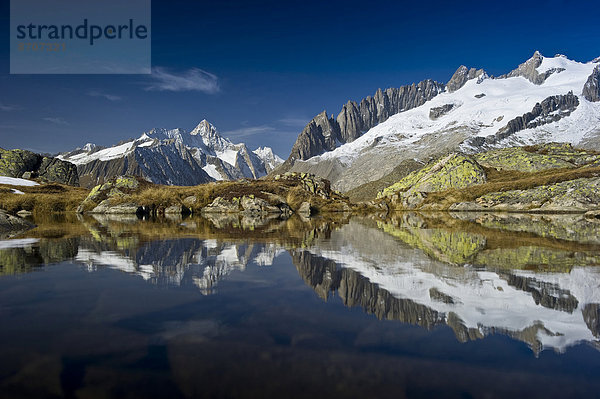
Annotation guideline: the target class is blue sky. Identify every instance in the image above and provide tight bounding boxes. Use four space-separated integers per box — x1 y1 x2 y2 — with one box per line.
1 0 599 157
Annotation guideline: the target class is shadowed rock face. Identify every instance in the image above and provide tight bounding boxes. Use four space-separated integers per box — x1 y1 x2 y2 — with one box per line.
446 66 486 93
288 111 340 161
76 144 212 188
583 65 600 102
287 80 445 161
468 93 580 147
0 148 79 186
429 103 456 120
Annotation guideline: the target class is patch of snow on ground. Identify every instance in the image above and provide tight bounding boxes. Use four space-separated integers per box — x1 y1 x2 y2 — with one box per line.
0 176 39 186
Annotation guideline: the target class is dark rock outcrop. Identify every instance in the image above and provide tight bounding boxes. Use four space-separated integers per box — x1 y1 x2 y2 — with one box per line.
499 51 565 85
0 148 79 186
287 79 445 161
583 65 600 102
470 92 580 146
288 111 340 161
446 65 486 93
429 103 456 120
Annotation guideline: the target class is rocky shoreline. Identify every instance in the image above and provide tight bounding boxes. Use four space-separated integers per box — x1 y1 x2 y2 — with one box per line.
3 143 600 239
375 143 600 213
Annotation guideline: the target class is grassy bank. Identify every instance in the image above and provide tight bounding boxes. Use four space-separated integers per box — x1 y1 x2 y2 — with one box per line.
0 183 89 215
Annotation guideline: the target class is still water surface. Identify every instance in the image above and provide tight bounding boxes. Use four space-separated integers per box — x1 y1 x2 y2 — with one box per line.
1 212 600 398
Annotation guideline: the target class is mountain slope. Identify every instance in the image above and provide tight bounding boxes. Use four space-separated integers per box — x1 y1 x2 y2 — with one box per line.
285 52 600 193
59 120 283 188
285 79 445 164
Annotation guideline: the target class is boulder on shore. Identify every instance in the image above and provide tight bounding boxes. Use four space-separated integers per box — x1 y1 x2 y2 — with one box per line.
0 209 35 238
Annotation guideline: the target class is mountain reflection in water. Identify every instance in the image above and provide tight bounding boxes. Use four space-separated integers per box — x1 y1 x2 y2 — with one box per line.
2 212 599 357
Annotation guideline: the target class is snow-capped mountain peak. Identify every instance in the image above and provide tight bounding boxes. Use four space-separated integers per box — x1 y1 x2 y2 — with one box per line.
287 52 600 192
253 147 284 172
58 120 283 187
190 119 217 137
82 143 97 152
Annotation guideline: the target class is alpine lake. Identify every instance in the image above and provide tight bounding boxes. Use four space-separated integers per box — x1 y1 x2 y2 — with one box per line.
1 211 600 398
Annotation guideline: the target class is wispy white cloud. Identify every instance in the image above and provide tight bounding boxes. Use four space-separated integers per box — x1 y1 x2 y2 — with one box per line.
88 90 122 101
43 117 70 126
223 125 275 139
278 118 309 127
145 67 220 93
0 103 21 112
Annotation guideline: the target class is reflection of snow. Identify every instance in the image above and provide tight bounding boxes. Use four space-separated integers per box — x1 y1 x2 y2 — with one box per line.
306 221 600 353
253 243 285 266
76 240 259 295
0 238 39 249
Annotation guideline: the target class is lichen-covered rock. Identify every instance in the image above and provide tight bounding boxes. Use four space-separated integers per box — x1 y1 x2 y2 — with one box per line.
240 195 281 214
91 201 144 215
37 157 79 186
475 177 600 212
0 148 78 186
79 176 146 214
0 209 35 237
378 153 486 208
0 148 40 178
183 196 197 206
473 145 577 173
202 197 242 213
274 172 338 200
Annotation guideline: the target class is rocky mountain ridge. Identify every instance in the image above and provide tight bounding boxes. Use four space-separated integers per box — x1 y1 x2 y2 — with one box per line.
58 120 283 188
284 51 600 193
286 79 445 162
